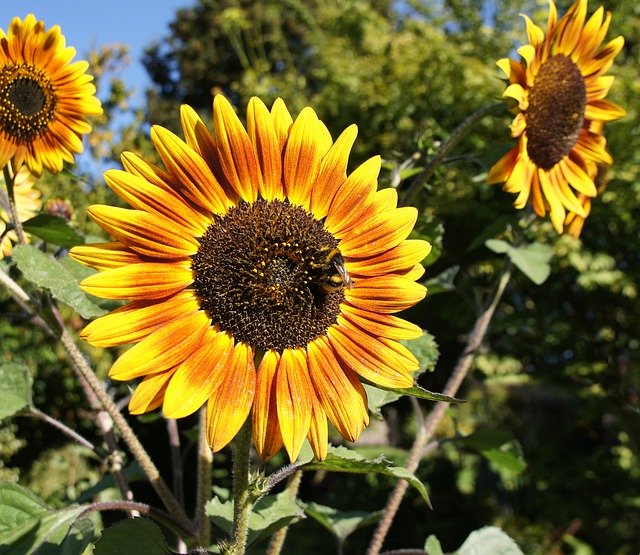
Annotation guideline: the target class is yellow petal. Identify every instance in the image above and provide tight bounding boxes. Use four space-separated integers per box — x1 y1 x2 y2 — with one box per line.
252 350 284 461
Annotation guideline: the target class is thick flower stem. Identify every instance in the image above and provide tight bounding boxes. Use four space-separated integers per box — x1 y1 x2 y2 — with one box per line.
366 263 512 555
2 165 27 245
195 407 213 548
229 421 253 555
400 102 506 207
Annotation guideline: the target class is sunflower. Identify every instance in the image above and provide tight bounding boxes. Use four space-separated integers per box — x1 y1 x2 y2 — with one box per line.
487 0 625 233
0 14 102 176
70 95 430 462
0 165 41 257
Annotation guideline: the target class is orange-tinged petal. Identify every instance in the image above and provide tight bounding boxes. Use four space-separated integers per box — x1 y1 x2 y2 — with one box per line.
252 350 284 461
339 207 417 258
120 151 175 195
307 336 368 442
283 107 326 208
69 242 142 271
307 394 328 461
340 303 423 340
163 329 234 418
129 368 177 414
276 348 313 462
559 156 597 197
80 290 199 347
109 309 210 381
487 147 519 184
213 95 262 203
270 98 293 153
327 324 413 389
584 99 626 121
206 341 256 452
310 124 358 219
104 170 210 236
247 97 283 201
345 275 427 314
151 126 230 215
538 168 566 233
79 262 193 300
87 205 198 259
346 239 431 277
325 156 380 235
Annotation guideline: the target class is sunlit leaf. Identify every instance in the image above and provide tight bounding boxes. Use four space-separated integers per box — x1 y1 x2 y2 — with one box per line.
22 215 84 248
301 501 381 542
12 245 106 319
454 526 524 554
486 239 552 284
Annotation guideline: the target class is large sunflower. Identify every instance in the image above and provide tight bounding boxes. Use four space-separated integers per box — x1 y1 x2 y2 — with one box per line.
487 0 625 233
0 165 41 257
0 14 102 176
70 95 430 462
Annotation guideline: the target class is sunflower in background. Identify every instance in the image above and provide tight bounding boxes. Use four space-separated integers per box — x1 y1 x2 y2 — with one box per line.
0 165 41 257
71 95 430 462
487 0 625 234
0 14 102 176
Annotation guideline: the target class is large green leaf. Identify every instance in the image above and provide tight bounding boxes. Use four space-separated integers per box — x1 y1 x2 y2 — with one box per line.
0 363 32 419
11 245 106 319
460 428 526 476
485 239 553 285
0 482 86 555
301 502 381 542
300 445 431 507
94 518 175 555
206 490 305 547
21 215 84 248
424 265 459 296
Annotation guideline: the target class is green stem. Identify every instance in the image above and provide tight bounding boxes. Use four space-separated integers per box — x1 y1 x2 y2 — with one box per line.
266 470 302 555
2 165 27 245
195 406 213 548
400 102 506 207
366 262 512 555
229 421 253 555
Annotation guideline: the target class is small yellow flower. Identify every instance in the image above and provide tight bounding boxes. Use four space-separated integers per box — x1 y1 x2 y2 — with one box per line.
488 0 625 233
0 166 41 257
0 14 102 176
71 96 430 462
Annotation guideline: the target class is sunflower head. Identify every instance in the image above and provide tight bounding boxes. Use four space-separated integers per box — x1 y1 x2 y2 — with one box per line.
0 14 103 176
487 0 625 234
70 95 430 461
0 165 41 257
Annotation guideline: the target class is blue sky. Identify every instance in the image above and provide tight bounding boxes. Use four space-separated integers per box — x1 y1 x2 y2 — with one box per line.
9 0 189 102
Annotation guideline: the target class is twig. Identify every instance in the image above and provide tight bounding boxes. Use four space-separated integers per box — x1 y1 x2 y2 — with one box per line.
2 165 27 245
195 407 213 548
367 263 512 555
27 407 104 456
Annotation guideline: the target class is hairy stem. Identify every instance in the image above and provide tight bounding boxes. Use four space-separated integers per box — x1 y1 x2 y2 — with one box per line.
367 263 512 555
229 421 253 555
400 102 506 207
195 407 213 548
2 165 27 245
27 407 103 455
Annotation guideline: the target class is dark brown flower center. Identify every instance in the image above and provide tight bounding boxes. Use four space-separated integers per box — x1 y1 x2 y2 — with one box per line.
0 63 58 144
192 199 345 352
526 54 586 169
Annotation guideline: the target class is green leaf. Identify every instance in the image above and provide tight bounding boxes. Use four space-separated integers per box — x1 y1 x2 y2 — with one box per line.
301 445 432 508
425 265 459 296
301 502 381 542
11 245 106 319
371 382 464 404
424 534 444 555
460 429 526 476
454 526 524 555
22 215 84 248
59 518 96 555
485 239 552 285
206 490 305 547
482 447 526 475
0 363 32 418
94 518 175 555
0 482 85 555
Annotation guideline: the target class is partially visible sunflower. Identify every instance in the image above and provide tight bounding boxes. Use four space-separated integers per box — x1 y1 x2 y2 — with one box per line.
487 0 625 233
0 165 41 257
0 14 102 176
70 95 430 462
